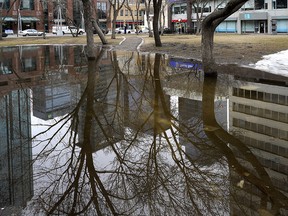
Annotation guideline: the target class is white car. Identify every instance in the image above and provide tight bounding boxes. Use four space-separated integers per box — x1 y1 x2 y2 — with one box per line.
52 26 85 35
139 27 151 33
115 27 134 34
19 29 44 36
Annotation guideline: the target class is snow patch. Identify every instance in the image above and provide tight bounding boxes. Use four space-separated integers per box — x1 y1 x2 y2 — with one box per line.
250 50 288 77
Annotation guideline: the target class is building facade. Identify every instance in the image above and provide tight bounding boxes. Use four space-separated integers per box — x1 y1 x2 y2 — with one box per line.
1 0 111 34
170 0 288 34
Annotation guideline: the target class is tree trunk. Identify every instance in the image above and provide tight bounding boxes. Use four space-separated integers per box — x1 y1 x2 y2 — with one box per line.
92 20 108 44
186 0 193 34
201 0 249 74
153 0 162 47
201 22 216 74
82 0 95 59
111 11 117 39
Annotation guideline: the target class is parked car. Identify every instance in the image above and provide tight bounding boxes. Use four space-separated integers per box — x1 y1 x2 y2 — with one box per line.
159 28 174 34
4 29 14 35
115 27 134 34
19 29 44 36
2 32 8 37
138 26 151 33
52 26 85 35
93 28 109 34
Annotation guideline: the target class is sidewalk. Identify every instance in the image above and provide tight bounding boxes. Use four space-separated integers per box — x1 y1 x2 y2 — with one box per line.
114 36 143 52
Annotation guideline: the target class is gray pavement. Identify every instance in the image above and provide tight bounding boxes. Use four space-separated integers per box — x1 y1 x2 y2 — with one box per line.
114 36 143 52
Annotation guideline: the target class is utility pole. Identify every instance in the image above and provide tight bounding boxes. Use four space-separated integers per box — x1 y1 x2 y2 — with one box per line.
40 0 46 39
0 0 4 40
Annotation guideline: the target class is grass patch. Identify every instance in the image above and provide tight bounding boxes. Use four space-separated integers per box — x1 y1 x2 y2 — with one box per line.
0 35 122 47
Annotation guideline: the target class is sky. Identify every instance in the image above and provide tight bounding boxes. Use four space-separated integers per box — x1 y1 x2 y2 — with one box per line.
250 49 288 77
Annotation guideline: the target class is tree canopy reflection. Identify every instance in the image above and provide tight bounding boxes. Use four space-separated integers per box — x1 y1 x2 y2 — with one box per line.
19 48 288 216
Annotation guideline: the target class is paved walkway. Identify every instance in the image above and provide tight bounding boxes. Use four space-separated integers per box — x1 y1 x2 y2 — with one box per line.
114 36 143 52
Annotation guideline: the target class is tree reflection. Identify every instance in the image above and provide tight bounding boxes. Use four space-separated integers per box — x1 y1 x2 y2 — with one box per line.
202 75 288 215
24 49 288 216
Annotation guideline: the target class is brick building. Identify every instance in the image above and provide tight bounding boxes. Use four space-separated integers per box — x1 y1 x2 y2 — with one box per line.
1 0 110 34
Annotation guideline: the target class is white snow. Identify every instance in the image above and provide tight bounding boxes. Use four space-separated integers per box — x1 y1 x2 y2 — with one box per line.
250 49 288 77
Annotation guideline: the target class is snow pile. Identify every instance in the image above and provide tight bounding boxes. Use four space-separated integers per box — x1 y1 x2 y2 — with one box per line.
250 50 288 77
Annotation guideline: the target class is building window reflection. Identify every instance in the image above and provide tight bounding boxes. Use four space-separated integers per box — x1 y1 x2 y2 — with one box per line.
21 58 37 72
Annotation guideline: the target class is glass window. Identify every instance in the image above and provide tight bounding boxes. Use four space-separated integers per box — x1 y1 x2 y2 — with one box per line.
245 105 250 113
245 90 250 98
251 106 257 115
258 91 263 101
120 9 123 16
22 58 37 72
233 88 238 96
272 94 278 103
272 111 278 120
264 92 270 102
258 124 264 133
276 0 287 8
251 90 257 99
239 89 244 97
97 2 107 19
174 6 180 14
265 109 271 118
279 95 285 105
258 108 264 116
255 0 265 9
21 0 34 10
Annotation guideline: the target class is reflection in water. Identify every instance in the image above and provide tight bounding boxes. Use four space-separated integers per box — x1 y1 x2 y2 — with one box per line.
0 45 287 215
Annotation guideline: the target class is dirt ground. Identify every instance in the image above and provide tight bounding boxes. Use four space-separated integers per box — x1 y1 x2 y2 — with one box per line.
139 33 288 66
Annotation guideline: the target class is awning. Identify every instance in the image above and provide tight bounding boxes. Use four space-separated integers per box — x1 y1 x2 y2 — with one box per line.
116 21 144 25
172 19 187 23
2 17 17 22
21 17 40 22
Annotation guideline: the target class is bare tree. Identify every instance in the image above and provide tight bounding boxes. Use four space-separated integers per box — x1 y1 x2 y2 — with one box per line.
186 0 193 34
82 0 96 59
201 0 248 73
109 0 126 39
92 4 108 44
144 0 153 37
152 0 162 47
193 0 210 35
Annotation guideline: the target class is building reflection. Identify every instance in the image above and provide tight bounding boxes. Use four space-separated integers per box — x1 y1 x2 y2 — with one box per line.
0 89 33 209
0 45 88 211
229 77 288 215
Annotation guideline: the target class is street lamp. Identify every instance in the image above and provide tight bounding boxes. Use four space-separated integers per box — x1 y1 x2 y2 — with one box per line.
0 0 4 40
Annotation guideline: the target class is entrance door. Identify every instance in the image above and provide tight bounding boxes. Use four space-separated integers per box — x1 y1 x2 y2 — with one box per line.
259 21 265 33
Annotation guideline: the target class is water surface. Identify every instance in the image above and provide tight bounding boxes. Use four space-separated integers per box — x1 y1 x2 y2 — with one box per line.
0 45 287 215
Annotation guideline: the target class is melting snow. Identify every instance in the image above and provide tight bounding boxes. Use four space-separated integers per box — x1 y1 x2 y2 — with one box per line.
250 50 288 77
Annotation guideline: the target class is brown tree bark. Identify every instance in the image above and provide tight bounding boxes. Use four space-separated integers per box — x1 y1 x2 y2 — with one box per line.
201 0 248 74
82 0 95 59
186 0 193 34
153 0 162 47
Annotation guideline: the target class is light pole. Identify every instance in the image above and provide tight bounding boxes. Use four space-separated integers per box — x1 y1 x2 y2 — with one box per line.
0 0 4 40
40 0 46 39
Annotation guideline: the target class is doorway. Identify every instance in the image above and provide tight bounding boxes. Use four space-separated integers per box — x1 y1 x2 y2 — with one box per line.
259 21 266 33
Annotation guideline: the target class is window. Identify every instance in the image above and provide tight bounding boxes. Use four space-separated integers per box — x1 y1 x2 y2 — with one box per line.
125 9 128 16
120 9 124 16
22 58 37 72
97 2 107 19
255 0 265 9
2 0 10 9
173 3 186 14
276 0 287 8
21 0 34 10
